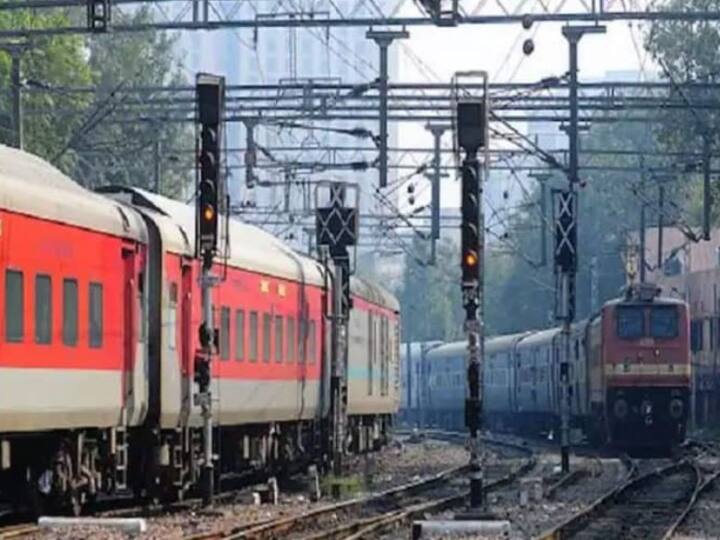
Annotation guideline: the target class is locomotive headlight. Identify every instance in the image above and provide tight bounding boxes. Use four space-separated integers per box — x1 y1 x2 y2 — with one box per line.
669 399 684 419
613 399 628 420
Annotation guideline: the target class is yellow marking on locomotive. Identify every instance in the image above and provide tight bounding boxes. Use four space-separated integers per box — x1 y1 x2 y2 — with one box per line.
278 284 286 297
605 363 690 376
260 280 270 293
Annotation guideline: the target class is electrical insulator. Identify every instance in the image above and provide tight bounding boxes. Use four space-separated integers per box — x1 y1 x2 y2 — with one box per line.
523 39 535 56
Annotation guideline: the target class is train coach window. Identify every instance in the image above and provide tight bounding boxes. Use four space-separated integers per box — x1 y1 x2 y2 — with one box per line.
275 316 284 363
220 307 230 360
616 306 644 339
263 313 272 363
287 317 295 363
308 321 316 364
650 306 678 339
89 283 103 348
35 275 52 345
249 311 258 362
62 278 78 346
5 270 23 342
235 310 244 361
691 320 704 352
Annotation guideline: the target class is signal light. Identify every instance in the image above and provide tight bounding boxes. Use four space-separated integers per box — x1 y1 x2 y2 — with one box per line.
460 158 481 284
464 250 478 268
194 356 210 389
196 75 224 257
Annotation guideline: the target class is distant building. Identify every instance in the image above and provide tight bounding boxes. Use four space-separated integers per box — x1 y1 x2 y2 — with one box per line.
179 8 399 215
642 226 720 317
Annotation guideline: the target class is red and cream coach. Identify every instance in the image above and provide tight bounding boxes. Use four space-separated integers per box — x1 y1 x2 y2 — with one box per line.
0 145 400 513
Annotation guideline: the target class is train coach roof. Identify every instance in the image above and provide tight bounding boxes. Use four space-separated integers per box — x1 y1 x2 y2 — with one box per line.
486 332 529 354
100 187 400 309
351 275 400 312
0 145 146 241
400 341 443 359
99 186 328 286
425 340 465 360
603 295 686 307
427 332 530 361
516 327 562 348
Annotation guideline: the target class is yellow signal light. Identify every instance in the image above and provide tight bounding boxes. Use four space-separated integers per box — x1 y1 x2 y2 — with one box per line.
465 251 478 267
203 205 215 221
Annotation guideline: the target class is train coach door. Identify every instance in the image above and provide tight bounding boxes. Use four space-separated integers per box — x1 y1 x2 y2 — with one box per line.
122 248 136 409
180 260 193 419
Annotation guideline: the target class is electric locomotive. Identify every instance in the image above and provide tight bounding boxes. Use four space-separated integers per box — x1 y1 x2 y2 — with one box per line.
590 284 690 448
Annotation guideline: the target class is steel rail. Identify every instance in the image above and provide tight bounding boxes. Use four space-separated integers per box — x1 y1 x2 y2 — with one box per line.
535 460 702 540
185 463 469 540
0 523 40 539
189 435 533 540
325 438 537 540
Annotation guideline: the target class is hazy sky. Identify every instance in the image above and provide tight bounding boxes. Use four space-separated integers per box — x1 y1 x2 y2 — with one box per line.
394 20 657 210
399 20 654 83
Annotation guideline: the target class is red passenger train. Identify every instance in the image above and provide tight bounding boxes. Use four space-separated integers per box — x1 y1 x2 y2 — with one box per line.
0 146 400 513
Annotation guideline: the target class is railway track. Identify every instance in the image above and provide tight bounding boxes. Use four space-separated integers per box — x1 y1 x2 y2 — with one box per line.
187 436 535 540
537 460 701 540
0 523 39 539
185 463 469 540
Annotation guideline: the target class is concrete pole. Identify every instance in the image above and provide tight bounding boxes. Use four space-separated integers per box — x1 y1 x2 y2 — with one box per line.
560 24 604 474
529 172 551 267
244 118 258 188
639 156 646 283
590 256 598 313
426 124 445 263
367 28 408 189
153 138 162 194
703 133 712 241
10 51 22 149
657 184 665 270
406 340 412 425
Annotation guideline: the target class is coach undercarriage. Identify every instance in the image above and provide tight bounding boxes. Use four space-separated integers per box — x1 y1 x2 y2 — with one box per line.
0 427 128 515
0 414 392 515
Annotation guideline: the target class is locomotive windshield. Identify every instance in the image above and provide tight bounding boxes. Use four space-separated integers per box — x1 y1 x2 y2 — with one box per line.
650 306 679 338
616 304 680 339
616 305 644 339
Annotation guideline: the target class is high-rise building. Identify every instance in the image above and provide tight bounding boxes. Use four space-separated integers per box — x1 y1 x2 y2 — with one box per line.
179 9 400 221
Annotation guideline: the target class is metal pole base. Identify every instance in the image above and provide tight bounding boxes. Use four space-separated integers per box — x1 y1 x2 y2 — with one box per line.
201 465 214 506
561 446 570 473
469 475 484 509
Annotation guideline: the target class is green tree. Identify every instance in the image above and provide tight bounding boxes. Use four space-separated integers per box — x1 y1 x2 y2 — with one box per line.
486 121 663 334
0 9 92 165
71 7 192 196
645 0 720 224
396 237 465 343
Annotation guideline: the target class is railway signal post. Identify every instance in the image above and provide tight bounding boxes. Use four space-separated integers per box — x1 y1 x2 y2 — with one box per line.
315 181 358 497
195 73 225 506
454 74 489 511
557 25 605 474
